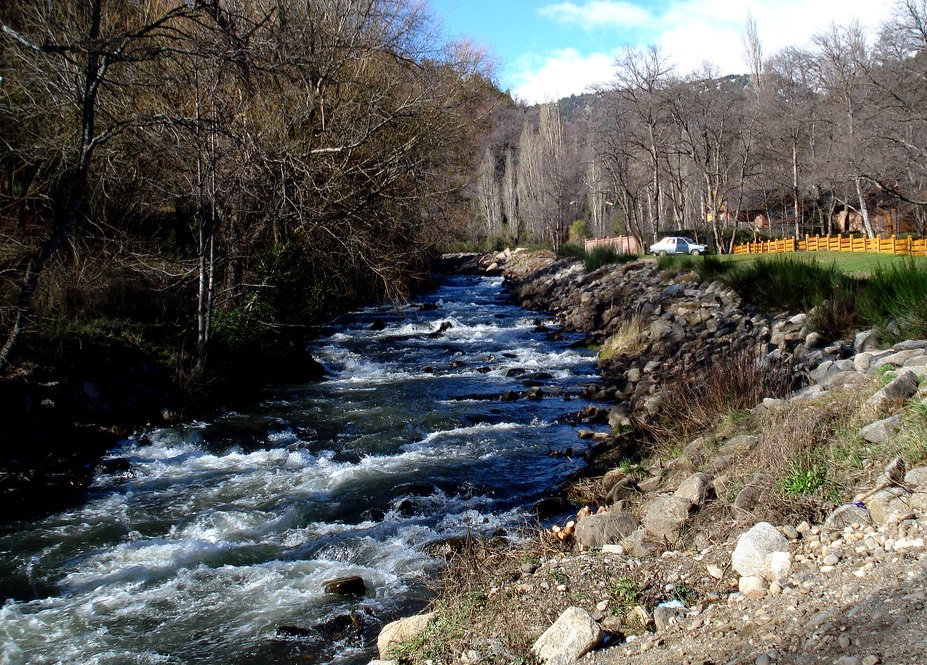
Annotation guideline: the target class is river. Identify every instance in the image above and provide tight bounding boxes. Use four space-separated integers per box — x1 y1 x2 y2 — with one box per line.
0 274 605 665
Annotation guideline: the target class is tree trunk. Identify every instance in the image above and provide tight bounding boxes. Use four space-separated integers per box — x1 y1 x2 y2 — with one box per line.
855 176 876 238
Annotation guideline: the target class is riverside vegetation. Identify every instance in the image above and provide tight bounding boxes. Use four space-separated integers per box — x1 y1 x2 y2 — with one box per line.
0 1 503 515
374 250 927 665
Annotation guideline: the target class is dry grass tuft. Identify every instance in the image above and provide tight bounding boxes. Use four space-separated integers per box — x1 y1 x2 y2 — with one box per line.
645 344 797 448
598 315 647 361
564 476 610 505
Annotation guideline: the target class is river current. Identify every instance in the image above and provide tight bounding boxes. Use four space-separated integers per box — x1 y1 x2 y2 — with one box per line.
0 275 605 665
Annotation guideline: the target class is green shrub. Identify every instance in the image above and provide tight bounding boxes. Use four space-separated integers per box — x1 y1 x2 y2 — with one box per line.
656 254 699 273
557 242 586 260
585 246 634 271
720 255 850 313
780 462 828 497
857 258 927 342
695 254 732 281
569 219 589 242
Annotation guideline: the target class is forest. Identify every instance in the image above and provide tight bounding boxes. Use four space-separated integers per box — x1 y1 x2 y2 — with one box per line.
0 0 500 385
471 2 927 253
4 0 927 390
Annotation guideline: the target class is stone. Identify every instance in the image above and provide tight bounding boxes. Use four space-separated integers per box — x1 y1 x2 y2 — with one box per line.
323 576 366 596
825 503 872 529
894 339 927 350
875 349 925 369
809 360 839 383
377 613 433 659
859 415 903 444
531 607 604 665
905 466 927 487
620 528 661 558
574 511 640 549
766 551 792 582
637 475 663 493
866 487 911 524
719 434 758 456
707 563 724 579
854 329 877 352
865 370 919 411
732 522 789 579
739 575 767 599
674 472 712 506
653 604 685 632
642 495 693 543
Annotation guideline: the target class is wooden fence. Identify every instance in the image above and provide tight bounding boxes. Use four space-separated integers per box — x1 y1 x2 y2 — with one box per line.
584 235 641 255
733 235 927 257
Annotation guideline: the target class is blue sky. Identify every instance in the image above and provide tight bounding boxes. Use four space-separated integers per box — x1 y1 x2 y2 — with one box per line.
429 0 896 103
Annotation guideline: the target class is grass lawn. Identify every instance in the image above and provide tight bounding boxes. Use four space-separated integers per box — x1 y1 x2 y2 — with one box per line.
718 250 927 277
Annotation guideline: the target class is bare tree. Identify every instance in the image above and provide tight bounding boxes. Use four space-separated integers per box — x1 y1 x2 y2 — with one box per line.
0 1 206 371
812 22 877 238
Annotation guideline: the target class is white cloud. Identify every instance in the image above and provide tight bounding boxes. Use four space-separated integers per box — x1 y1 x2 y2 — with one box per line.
510 48 618 104
517 0 897 102
539 1 652 29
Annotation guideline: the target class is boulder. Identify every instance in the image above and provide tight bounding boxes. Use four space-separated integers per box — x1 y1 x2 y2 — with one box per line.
874 349 925 370
377 613 433 659
323 576 366 597
642 495 692 543
620 528 661 558
531 607 604 665
865 370 919 412
824 503 872 529
718 434 758 457
905 466 927 488
674 472 712 507
574 511 640 549
731 522 789 579
865 487 912 524
859 415 903 444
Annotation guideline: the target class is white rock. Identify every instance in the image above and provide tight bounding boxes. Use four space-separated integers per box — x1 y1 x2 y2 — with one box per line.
732 522 789 579
707 564 724 579
377 613 433 659
674 472 712 506
738 575 767 599
532 607 604 665
766 551 792 582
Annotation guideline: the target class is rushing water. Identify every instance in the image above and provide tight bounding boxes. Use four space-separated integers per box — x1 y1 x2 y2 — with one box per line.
0 275 606 665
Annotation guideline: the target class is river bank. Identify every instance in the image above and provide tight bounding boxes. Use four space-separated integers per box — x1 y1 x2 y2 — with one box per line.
375 249 927 665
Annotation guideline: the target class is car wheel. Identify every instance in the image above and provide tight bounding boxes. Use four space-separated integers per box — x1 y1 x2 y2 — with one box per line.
690 249 700 255
658 250 667 256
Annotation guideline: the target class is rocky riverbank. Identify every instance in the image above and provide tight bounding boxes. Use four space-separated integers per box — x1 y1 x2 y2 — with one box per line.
371 250 927 665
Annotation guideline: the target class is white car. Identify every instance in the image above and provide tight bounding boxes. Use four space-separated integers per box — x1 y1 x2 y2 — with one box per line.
649 236 707 256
